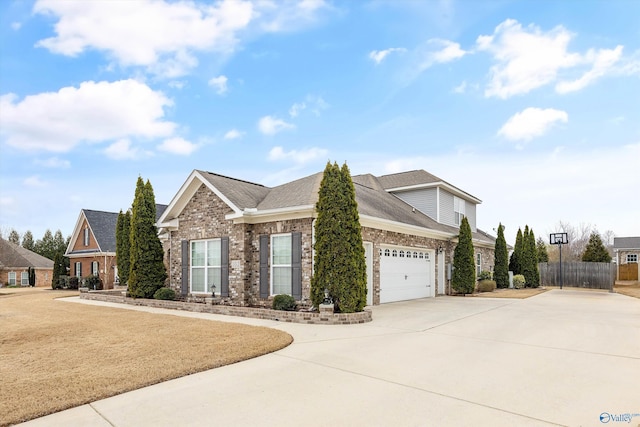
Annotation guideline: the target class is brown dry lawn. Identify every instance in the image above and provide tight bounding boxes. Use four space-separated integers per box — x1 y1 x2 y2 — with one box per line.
614 282 640 299
0 288 292 426
473 288 549 299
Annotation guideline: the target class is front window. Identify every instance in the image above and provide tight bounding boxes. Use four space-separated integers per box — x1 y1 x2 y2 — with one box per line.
92 261 99 276
271 234 292 295
628 254 638 263
21 272 29 285
8 272 16 286
454 197 466 226
476 253 482 276
191 239 221 294
75 262 82 278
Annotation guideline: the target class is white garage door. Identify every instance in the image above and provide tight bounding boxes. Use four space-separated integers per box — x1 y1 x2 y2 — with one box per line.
379 246 433 303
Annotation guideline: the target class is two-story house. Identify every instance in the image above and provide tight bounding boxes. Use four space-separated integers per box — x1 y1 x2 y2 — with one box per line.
157 168 496 306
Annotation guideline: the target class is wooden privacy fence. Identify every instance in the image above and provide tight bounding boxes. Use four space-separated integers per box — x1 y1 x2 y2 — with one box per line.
618 263 638 281
538 262 615 290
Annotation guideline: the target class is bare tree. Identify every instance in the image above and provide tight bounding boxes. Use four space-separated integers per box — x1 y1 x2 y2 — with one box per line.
547 221 614 262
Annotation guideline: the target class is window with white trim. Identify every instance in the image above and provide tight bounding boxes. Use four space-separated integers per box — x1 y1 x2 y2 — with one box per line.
92 261 99 276
271 234 292 295
84 228 89 246
627 254 638 263
191 239 221 294
75 262 82 278
21 272 29 285
476 253 482 276
8 272 16 286
454 197 465 226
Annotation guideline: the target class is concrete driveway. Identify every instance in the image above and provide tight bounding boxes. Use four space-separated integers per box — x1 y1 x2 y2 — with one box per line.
21 290 640 427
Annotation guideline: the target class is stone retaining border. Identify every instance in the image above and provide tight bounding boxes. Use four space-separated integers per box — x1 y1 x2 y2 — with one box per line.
79 289 372 325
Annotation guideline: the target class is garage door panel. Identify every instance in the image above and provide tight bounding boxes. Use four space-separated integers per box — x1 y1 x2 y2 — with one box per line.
380 246 434 303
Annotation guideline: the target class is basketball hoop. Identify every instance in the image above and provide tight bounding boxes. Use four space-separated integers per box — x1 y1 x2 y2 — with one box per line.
550 232 569 289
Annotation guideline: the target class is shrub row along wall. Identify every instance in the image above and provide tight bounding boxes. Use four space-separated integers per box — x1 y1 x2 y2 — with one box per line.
539 262 615 290
80 290 372 325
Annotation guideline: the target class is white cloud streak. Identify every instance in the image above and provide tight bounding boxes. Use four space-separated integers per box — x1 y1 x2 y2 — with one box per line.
258 115 295 135
268 146 328 164
224 129 244 140
157 137 199 155
369 48 406 64
208 75 228 94
498 107 568 146
1 79 175 152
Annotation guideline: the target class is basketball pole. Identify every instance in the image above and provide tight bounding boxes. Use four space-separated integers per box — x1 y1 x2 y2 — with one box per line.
559 242 563 290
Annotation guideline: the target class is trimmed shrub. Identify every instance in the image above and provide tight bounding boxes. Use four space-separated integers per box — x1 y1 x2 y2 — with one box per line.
477 280 496 293
272 294 297 311
478 270 493 281
68 277 79 290
153 287 176 301
513 274 525 289
84 275 103 290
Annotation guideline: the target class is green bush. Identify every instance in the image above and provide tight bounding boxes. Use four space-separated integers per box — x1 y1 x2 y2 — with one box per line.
68 277 79 290
478 270 493 281
153 287 176 300
272 294 297 311
477 279 496 293
513 274 525 289
84 275 103 290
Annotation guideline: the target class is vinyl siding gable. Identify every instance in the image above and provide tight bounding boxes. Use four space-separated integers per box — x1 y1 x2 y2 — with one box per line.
393 188 438 220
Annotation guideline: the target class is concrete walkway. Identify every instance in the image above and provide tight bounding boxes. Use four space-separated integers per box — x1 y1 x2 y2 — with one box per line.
21 290 640 427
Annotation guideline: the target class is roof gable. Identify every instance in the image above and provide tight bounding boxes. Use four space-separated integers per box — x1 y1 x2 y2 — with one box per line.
377 169 481 204
0 238 54 269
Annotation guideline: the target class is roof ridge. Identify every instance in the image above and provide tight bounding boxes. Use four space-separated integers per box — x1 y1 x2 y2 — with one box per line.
198 170 266 188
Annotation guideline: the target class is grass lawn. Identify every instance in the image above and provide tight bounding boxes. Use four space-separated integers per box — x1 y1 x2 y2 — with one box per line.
614 282 640 299
473 288 549 299
0 288 292 426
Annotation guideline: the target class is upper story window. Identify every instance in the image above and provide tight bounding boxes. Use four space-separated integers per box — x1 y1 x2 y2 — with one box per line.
627 254 638 263
454 197 466 226
191 239 221 294
271 234 292 295
83 228 89 246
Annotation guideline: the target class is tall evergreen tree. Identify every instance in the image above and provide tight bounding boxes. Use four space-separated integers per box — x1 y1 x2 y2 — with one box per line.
536 237 549 263
522 227 540 287
310 162 367 312
128 178 167 298
116 210 131 285
53 230 67 256
581 233 612 262
34 229 57 260
509 228 523 274
494 223 509 288
51 251 64 289
452 216 475 294
22 231 35 251
8 229 20 244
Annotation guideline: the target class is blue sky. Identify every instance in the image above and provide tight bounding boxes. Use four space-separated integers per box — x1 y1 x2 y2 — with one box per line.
1 0 639 246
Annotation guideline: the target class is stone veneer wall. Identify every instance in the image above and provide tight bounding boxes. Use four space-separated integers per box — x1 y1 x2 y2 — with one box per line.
80 290 371 325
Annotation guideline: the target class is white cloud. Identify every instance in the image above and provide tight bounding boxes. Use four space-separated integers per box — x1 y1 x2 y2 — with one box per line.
498 107 568 145
157 137 199 155
34 0 254 78
476 19 624 98
168 80 187 89
369 47 406 64
268 146 328 164
453 80 467 94
104 139 151 160
23 176 47 188
289 95 328 117
0 79 175 152
258 115 295 135
208 75 228 94
555 45 624 94
224 129 244 140
35 157 70 168
428 39 467 64
256 0 331 33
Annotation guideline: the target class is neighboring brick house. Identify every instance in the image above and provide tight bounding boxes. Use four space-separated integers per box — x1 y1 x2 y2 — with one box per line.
0 237 54 287
66 207 167 289
613 237 640 281
157 169 497 306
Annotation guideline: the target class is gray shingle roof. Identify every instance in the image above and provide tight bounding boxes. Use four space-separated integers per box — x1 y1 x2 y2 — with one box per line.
198 171 270 210
83 210 119 253
377 169 480 202
613 237 640 249
257 173 323 210
0 238 54 269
